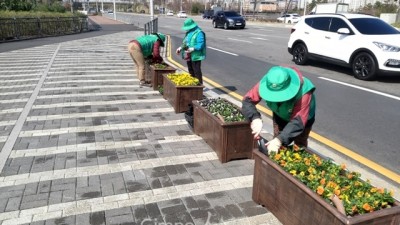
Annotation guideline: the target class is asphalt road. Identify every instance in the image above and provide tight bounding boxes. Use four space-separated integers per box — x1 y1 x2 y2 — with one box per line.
155 15 400 175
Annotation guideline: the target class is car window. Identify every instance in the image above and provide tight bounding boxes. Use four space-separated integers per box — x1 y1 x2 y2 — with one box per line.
349 18 400 35
329 18 351 33
310 17 331 31
225 11 239 17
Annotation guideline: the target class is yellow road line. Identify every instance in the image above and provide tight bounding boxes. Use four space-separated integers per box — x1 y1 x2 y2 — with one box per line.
165 35 400 184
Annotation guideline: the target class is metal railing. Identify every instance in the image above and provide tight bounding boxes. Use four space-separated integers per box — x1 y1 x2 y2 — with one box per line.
144 17 158 35
0 17 92 42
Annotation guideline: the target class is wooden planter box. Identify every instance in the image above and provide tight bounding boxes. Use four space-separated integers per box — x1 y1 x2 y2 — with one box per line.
192 100 254 163
252 149 400 225
162 74 204 113
149 65 176 91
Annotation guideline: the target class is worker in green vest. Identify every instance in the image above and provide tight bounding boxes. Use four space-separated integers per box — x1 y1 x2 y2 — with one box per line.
242 66 316 155
176 18 206 84
128 33 166 87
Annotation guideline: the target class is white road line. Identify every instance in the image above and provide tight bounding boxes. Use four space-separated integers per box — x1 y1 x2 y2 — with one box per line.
318 77 400 101
228 38 252 43
32 99 166 109
248 33 270 36
0 151 219 187
207 47 238 56
26 108 174 121
40 85 138 91
250 37 269 41
36 91 157 99
0 175 253 225
9 135 202 158
18 119 188 137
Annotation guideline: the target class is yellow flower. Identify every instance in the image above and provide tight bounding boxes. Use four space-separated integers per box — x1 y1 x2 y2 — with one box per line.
293 153 301 160
357 191 364 198
290 170 297 175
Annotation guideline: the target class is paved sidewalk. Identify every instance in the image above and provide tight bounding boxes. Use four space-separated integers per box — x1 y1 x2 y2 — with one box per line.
0 25 282 225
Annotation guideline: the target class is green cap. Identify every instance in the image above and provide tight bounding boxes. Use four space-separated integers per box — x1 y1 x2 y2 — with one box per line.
182 18 197 31
258 66 301 102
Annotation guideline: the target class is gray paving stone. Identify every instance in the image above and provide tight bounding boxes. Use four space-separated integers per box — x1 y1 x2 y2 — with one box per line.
48 190 63 205
163 211 195 225
5 196 22 212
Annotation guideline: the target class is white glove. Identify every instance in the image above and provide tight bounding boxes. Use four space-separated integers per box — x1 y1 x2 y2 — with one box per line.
267 138 282 154
176 47 182 54
185 47 194 53
250 118 263 139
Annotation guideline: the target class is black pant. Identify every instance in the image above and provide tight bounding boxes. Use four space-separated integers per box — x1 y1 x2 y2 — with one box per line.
187 60 203 84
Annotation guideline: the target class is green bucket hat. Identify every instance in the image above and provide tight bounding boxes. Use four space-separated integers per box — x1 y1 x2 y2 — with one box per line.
156 33 166 47
259 66 301 102
182 18 197 31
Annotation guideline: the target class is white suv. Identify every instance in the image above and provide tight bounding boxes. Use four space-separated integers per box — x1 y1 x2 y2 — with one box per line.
288 13 400 80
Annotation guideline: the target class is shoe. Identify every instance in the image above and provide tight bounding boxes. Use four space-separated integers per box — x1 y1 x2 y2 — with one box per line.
139 80 151 87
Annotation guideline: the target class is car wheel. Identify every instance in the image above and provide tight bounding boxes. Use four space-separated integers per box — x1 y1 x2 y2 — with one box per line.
224 22 228 30
292 43 308 65
352 52 377 81
213 21 217 28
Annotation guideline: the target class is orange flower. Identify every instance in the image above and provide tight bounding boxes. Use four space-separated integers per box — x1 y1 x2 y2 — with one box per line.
280 160 286 167
334 189 341 196
317 186 324 195
340 163 346 170
304 158 311 166
377 188 384 194
352 205 358 213
274 154 282 160
362 203 371 212
347 173 353 179
320 178 326 185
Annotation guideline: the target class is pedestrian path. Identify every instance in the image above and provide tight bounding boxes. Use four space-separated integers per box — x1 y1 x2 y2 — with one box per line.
0 31 282 225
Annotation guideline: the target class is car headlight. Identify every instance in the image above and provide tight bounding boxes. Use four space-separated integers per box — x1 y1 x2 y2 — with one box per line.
373 42 400 52
228 19 234 23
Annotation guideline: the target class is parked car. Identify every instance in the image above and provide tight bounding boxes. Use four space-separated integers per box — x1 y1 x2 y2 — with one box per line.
177 11 187 18
277 14 300 24
212 11 245 29
203 10 214 19
288 13 400 80
166 11 174 16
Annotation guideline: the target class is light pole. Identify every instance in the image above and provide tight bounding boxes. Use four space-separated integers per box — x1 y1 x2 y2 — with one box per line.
113 0 116 20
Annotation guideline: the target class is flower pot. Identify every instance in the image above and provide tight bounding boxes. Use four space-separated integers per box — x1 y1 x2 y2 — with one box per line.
252 149 400 225
162 74 204 113
149 64 176 91
192 100 255 163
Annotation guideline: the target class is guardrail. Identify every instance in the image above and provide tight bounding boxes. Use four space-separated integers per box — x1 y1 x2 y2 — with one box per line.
0 16 93 43
144 17 158 34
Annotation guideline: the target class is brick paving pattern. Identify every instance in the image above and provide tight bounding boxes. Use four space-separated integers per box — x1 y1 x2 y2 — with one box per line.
0 29 282 225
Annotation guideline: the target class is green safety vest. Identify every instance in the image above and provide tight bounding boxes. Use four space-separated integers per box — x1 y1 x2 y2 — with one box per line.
181 29 206 61
266 77 316 121
136 35 158 57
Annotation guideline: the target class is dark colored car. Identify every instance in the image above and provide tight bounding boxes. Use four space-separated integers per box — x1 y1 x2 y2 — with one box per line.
212 11 245 29
202 10 214 19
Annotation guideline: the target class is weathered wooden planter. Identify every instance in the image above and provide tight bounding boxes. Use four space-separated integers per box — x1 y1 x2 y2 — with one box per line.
252 149 400 225
149 65 176 91
162 74 204 113
192 100 254 163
